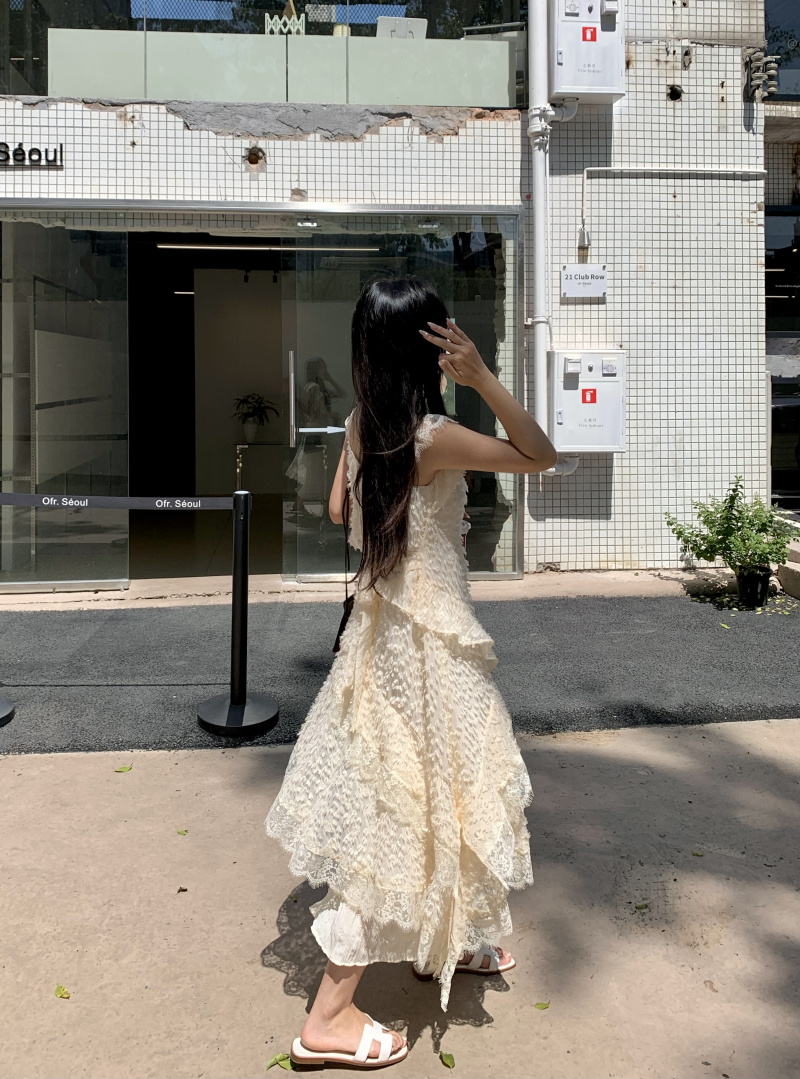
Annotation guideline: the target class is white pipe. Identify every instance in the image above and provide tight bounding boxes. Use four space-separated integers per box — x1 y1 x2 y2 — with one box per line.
528 0 577 477
528 0 553 439
552 99 578 122
544 454 580 475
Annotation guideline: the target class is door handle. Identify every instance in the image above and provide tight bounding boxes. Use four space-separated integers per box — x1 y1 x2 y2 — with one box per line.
288 349 296 448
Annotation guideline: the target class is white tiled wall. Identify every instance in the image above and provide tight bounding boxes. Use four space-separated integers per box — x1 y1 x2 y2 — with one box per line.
626 0 764 46
0 102 521 205
0 1 770 574
530 41 767 570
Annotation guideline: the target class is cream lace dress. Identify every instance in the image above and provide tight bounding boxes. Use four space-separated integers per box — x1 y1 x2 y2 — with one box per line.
265 412 533 1009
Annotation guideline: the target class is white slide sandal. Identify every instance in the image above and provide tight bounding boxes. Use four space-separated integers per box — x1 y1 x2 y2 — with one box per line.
413 943 516 980
459 943 516 975
290 1015 409 1069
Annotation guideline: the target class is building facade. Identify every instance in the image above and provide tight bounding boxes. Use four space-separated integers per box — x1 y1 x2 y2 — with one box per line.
0 0 786 589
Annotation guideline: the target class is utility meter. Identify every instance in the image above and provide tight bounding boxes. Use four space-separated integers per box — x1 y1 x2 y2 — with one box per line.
549 349 626 453
550 0 626 102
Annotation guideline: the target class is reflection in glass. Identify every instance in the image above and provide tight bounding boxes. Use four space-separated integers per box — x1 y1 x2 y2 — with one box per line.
282 214 520 579
766 0 800 97
765 213 800 509
765 215 800 332
0 0 524 98
0 224 128 584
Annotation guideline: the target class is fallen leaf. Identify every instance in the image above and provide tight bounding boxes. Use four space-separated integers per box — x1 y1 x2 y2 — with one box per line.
692 851 703 857
439 1051 455 1069
635 902 649 910
114 765 133 773
55 984 71 999
177 886 188 894
534 1001 550 1010
266 1051 295 1072
720 623 730 629
177 829 188 836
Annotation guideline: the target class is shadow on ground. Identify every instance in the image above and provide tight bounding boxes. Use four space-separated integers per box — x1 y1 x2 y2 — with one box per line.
260 883 510 1053
251 718 800 1077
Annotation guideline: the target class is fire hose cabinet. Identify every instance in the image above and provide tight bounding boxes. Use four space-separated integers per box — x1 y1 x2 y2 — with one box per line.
549 349 626 453
550 0 626 103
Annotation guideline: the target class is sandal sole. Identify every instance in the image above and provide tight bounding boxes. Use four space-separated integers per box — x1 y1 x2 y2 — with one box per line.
290 1038 409 1068
412 957 517 980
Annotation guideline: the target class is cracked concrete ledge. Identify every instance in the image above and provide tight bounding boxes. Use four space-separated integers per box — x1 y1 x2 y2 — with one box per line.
0 567 781 611
11 97 521 141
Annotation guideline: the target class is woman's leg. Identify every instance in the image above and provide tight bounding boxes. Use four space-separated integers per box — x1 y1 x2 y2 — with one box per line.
300 961 406 1058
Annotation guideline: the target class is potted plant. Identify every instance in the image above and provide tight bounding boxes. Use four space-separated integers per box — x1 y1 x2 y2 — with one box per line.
232 393 279 444
665 476 800 607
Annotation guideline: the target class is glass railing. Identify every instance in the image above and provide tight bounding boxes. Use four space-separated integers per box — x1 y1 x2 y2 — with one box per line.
0 0 526 106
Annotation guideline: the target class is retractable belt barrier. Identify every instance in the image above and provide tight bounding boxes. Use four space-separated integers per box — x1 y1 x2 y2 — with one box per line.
0 493 233 510
0 490 280 738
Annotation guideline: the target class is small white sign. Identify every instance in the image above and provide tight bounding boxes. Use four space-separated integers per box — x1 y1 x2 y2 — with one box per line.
561 263 607 298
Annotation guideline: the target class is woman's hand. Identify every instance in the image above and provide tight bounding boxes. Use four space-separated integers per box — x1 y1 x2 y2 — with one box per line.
420 320 492 390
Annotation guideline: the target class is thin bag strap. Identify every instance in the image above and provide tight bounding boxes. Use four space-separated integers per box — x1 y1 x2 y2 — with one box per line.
343 482 351 599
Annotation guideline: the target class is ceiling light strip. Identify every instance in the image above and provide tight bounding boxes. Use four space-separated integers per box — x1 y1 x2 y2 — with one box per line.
156 243 381 252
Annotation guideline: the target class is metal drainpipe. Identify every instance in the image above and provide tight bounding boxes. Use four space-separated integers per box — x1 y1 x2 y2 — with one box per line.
528 0 579 477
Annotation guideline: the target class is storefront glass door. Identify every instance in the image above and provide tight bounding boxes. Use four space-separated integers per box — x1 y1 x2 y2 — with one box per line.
0 210 520 589
279 212 522 580
0 222 128 588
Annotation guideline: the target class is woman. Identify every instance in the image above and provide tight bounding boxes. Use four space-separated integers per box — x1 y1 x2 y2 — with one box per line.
266 277 557 1068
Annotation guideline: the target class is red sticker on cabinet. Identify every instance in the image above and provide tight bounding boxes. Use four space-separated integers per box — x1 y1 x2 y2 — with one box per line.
582 388 597 404
582 26 597 41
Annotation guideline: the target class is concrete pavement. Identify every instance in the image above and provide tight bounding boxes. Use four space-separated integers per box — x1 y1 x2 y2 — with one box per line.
1 718 798 1079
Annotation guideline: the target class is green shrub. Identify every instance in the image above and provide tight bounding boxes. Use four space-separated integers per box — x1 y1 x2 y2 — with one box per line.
664 476 800 573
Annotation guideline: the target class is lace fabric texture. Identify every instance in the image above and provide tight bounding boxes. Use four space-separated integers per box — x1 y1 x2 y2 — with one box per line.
265 413 533 1009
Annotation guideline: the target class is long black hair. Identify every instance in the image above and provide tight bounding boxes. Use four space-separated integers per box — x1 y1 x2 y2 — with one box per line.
350 276 449 590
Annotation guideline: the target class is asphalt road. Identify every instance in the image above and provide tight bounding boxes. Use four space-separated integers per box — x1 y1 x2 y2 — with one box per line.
0 595 798 753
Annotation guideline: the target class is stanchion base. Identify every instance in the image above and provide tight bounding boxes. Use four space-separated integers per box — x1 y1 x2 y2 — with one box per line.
197 692 279 738
0 696 15 727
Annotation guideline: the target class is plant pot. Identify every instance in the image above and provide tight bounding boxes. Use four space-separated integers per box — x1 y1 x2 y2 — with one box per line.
242 421 259 444
736 565 771 607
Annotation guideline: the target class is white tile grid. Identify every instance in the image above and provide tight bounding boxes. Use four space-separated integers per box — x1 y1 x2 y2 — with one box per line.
765 142 800 204
625 0 764 46
524 42 768 571
0 102 524 205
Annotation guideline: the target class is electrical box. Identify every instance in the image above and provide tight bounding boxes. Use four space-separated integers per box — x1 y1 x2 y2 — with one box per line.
550 0 626 103
549 349 626 453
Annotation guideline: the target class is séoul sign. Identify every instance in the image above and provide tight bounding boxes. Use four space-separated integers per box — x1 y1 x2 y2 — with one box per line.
0 142 64 168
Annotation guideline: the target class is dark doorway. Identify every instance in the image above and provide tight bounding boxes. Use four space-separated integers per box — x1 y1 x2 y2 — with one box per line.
127 233 285 578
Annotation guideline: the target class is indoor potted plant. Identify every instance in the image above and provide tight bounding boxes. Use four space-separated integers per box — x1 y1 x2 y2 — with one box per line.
665 476 800 606
232 393 279 444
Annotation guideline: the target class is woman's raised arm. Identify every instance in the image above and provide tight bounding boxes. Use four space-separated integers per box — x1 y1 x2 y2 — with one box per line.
418 320 557 477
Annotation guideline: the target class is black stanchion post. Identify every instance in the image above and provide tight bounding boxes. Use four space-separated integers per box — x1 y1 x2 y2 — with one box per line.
197 491 279 738
0 696 14 728
230 489 249 707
